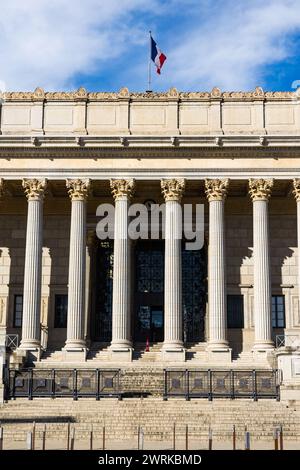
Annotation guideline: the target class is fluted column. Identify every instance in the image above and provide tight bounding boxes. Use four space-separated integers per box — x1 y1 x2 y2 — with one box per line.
110 179 135 353
249 178 274 350
293 179 300 317
65 179 90 350
161 178 185 354
20 179 47 350
205 179 230 351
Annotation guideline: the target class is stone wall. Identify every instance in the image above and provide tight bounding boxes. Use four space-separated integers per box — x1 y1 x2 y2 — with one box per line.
0 197 299 351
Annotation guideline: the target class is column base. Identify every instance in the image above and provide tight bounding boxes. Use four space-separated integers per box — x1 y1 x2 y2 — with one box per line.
252 341 274 353
110 346 133 362
162 343 186 362
206 343 232 363
62 348 87 362
17 345 41 362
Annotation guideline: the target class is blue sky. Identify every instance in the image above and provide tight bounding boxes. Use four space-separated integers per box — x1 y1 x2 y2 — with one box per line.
1 0 300 92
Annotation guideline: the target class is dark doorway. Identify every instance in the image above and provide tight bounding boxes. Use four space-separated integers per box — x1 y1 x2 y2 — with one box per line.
92 240 113 342
134 241 164 342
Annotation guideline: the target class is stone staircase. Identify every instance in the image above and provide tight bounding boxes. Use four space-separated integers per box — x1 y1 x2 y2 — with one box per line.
133 342 163 362
40 350 64 363
87 343 111 362
34 343 274 369
0 398 299 443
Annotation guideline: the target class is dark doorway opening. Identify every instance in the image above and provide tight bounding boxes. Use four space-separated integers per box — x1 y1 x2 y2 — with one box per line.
134 241 164 342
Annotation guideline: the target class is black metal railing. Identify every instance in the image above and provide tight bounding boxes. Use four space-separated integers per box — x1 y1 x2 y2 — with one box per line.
163 369 280 401
6 368 121 400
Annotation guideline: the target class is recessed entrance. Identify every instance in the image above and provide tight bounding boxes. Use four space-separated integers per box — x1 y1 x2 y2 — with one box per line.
134 241 164 342
136 306 164 342
92 239 207 344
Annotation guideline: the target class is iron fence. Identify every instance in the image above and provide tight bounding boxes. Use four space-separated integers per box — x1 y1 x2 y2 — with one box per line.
275 334 300 349
6 368 121 400
5 334 19 350
163 369 280 401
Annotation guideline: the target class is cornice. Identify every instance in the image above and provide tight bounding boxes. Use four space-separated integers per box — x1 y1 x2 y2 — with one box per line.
1 143 300 161
2 134 300 150
1 86 298 102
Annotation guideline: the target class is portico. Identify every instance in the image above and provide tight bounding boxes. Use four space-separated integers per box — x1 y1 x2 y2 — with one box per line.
0 87 300 369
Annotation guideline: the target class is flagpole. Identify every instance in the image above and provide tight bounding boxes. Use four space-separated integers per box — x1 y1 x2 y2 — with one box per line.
147 30 152 92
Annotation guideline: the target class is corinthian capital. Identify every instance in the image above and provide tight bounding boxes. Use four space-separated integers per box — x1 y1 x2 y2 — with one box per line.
66 179 91 201
110 179 135 200
22 178 48 201
293 179 300 202
205 179 229 202
249 178 273 201
161 178 185 202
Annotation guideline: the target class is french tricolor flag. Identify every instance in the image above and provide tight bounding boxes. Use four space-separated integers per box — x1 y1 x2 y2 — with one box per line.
151 35 167 75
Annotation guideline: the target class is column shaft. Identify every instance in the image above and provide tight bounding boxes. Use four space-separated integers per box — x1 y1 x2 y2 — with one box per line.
164 199 183 347
205 179 229 351
161 178 185 354
249 178 274 350
111 197 131 347
65 179 90 350
20 179 47 350
66 201 86 348
208 199 228 348
110 179 135 354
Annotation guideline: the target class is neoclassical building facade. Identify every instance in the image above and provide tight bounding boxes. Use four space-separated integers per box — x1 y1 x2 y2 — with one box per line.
0 86 300 372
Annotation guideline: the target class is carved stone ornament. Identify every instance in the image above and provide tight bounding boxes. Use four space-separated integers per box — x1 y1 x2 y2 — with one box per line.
22 179 48 201
110 179 135 200
293 179 300 202
2 87 296 102
161 178 186 202
66 179 91 201
118 87 130 98
205 179 229 202
167 87 179 98
33 87 45 101
248 178 273 201
211 87 222 98
74 87 88 100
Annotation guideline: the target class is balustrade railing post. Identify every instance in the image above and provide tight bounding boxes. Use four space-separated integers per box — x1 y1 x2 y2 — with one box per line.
73 369 78 401
96 369 100 401
279 425 284 450
231 370 235 399
163 369 168 401
42 424 46 451
118 369 122 400
51 369 55 399
208 369 212 401
186 370 190 401
252 370 257 401
276 369 280 401
29 369 33 401
0 426 3 451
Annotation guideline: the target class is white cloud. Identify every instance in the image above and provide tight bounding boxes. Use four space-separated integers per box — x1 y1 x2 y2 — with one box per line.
0 0 157 90
1 0 300 91
156 0 300 90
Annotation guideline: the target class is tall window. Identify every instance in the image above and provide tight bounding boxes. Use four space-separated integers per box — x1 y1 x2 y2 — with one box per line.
54 294 68 328
13 295 23 328
227 295 244 328
272 295 285 328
